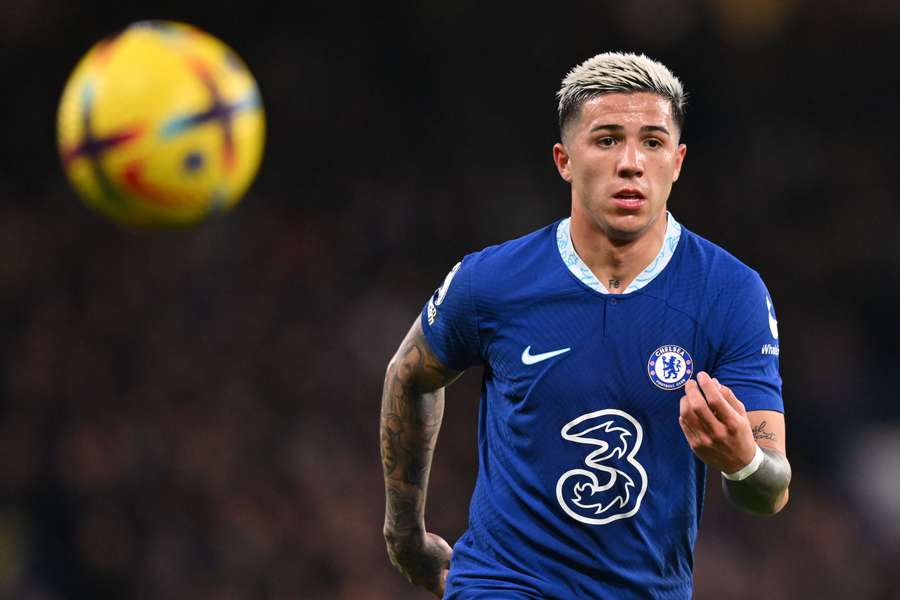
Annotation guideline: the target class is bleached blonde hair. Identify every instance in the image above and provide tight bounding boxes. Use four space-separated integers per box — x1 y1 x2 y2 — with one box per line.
557 52 686 139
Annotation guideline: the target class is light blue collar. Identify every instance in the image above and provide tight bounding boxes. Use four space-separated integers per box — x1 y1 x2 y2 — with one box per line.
556 213 682 295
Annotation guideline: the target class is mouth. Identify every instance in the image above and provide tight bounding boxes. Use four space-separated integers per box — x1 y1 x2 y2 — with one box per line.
612 189 646 211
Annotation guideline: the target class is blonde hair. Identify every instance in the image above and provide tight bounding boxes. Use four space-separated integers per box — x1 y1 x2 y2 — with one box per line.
557 52 686 139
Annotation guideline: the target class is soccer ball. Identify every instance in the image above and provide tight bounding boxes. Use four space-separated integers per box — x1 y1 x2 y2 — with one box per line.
57 20 265 228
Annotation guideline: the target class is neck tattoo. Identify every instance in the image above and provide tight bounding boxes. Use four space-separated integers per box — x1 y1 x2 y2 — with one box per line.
609 279 621 289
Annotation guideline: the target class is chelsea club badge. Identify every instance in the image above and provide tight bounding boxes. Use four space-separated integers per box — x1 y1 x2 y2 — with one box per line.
647 345 693 390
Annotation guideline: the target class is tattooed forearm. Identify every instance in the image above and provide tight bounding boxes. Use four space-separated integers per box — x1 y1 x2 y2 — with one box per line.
384 485 422 532
752 420 777 442
381 318 461 538
382 408 433 488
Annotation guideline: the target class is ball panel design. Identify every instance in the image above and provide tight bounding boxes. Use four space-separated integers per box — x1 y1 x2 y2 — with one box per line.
57 20 265 228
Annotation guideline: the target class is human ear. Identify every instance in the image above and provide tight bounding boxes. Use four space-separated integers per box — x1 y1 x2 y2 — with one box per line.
553 143 573 183
672 143 687 182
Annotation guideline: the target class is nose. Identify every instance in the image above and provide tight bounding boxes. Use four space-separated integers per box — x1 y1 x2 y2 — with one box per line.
617 141 643 178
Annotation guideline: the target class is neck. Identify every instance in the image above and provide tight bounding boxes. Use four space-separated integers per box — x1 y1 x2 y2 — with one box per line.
569 207 668 294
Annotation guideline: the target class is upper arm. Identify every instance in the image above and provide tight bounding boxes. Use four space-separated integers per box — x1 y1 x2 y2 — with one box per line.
387 253 485 394
418 256 484 371
711 271 783 413
746 410 787 456
388 317 463 394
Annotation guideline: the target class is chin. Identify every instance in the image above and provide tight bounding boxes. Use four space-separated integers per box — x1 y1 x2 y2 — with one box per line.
610 204 668 235
602 214 653 241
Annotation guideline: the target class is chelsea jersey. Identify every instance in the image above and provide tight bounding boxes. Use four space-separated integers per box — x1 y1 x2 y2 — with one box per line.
421 214 783 599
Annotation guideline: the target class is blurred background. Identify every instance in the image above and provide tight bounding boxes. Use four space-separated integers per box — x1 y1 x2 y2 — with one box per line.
2 0 900 598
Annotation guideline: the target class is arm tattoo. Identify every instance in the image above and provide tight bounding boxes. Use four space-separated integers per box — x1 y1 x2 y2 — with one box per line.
722 446 792 515
752 420 777 442
381 318 461 539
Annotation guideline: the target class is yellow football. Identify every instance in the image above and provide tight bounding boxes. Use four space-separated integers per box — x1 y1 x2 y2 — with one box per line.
57 20 265 228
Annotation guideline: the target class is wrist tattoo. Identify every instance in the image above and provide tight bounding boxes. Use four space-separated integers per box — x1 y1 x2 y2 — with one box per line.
752 420 777 442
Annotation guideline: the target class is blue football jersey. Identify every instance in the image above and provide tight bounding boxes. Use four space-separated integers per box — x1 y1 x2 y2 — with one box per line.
421 214 783 599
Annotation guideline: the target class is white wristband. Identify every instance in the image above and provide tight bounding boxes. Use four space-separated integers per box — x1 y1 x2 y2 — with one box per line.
723 445 765 481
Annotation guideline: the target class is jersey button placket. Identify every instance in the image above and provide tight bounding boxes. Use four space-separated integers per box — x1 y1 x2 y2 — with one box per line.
602 297 612 336
604 297 618 337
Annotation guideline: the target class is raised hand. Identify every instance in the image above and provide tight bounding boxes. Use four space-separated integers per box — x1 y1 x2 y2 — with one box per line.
678 371 757 474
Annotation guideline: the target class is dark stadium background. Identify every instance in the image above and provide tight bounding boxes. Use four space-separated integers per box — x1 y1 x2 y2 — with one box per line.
2 1 899 598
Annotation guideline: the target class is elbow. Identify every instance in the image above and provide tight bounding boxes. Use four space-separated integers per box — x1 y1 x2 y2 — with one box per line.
384 355 409 389
384 356 419 397
384 357 399 382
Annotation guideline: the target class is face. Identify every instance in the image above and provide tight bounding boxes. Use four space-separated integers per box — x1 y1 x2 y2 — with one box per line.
553 92 687 241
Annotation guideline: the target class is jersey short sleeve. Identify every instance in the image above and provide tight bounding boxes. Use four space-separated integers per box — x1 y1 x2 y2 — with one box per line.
420 256 483 371
711 271 784 413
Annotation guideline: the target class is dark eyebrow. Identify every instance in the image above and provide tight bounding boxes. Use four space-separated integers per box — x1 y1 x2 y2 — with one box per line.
641 125 671 136
590 124 624 133
589 124 671 136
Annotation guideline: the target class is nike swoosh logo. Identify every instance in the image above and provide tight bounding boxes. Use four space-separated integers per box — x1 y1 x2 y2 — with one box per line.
521 345 571 365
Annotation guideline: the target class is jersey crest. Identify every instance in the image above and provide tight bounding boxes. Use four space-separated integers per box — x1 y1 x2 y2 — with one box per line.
647 345 693 390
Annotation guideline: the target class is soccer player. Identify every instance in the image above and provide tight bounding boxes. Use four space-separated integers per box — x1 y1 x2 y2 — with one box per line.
381 52 791 599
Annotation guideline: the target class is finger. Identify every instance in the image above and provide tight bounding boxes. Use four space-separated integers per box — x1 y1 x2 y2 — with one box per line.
682 378 723 436
718 383 747 417
678 415 702 447
678 393 706 445
679 381 710 435
697 372 739 425
679 392 701 436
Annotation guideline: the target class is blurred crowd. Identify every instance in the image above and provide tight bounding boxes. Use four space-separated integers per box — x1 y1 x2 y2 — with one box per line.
2 1 900 598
